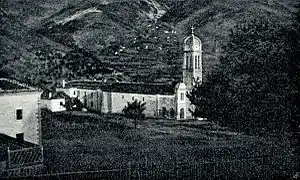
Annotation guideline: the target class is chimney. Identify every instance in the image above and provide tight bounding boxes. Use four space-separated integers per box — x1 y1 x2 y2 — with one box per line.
62 80 66 88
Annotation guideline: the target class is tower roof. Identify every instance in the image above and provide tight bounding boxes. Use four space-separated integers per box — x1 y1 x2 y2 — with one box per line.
184 26 201 51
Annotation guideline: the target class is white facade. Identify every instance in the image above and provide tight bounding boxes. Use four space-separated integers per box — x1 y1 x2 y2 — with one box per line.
0 91 42 144
40 98 66 112
66 88 178 118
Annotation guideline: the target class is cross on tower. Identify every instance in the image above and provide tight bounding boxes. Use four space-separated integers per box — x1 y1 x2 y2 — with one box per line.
191 26 195 34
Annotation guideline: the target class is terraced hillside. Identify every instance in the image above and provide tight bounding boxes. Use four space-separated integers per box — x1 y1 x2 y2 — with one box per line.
0 0 298 83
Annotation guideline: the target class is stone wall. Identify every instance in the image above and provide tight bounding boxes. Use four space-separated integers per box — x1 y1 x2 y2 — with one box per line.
110 92 159 117
61 87 179 119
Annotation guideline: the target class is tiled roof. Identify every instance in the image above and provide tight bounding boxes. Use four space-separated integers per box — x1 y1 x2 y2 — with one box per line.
0 78 39 93
66 80 178 95
41 90 67 99
0 134 42 165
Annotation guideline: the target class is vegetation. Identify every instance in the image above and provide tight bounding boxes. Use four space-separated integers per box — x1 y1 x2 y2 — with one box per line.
292 6 300 143
188 18 300 135
122 100 146 129
41 111 296 178
22 47 114 88
64 97 84 111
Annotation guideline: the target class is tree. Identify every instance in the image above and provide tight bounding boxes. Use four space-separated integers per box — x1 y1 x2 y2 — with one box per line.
64 97 83 111
33 49 64 88
291 5 300 142
188 19 299 135
122 100 146 129
63 47 113 80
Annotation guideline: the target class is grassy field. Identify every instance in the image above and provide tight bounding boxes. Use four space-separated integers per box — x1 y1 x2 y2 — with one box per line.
41 111 297 178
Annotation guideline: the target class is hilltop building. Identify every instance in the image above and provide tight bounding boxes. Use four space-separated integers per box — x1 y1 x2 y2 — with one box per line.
61 28 202 120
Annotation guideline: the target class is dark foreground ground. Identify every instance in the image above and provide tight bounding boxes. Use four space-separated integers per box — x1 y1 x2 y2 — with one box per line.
41 111 298 179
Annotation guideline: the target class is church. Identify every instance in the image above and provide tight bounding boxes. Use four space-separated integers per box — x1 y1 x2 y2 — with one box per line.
60 28 202 120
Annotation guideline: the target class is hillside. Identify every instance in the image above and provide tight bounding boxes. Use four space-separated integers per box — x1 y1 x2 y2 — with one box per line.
0 9 70 84
0 0 298 83
37 0 180 82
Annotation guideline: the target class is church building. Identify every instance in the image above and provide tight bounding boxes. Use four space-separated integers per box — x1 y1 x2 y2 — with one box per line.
61 28 202 120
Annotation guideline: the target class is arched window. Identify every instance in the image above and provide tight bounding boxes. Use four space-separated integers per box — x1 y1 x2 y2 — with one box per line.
170 108 175 118
180 93 184 101
162 107 167 117
180 108 185 119
198 56 200 69
186 55 189 69
84 98 87 107
195 56 198 69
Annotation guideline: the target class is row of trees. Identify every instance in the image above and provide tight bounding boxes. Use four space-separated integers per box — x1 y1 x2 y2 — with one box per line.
188 14 300 135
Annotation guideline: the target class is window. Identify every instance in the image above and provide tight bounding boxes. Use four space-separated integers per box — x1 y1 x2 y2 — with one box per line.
132 96 134 100
180 93 184 101
60 101 64 106
16 109 23 120
84 98 87 107
180 108 185 119
84 92 87 96
186 55 189 69
91 101 93 107
170 108 175 118
162 107 167 117
198 56 200 69
73 91 76 95
195 56 198 69
143 97 145 101
78 91 80 96
91 92 93 99
16 133 24 141
122 95 124 99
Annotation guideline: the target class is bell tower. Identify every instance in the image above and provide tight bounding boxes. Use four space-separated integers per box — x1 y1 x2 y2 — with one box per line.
182 26 202 90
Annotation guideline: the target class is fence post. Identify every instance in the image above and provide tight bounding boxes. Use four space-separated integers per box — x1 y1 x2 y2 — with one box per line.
41 146 44 163
176 161 179 180
128 162 131 180
7 147 11 168
145 157 148 179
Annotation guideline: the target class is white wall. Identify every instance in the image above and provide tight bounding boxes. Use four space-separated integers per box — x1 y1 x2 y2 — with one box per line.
176 83 187 120
110 92 158 116
0 91 42 144
110 92 176 118
40 99 66 112
62 87 181 119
